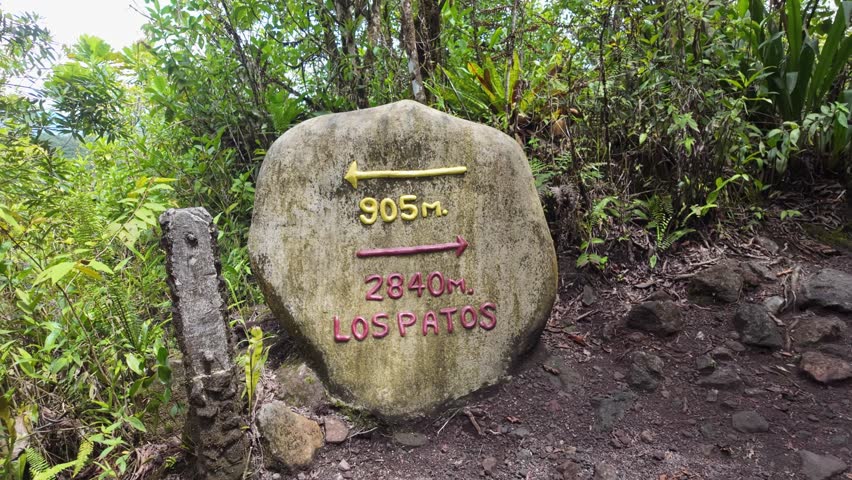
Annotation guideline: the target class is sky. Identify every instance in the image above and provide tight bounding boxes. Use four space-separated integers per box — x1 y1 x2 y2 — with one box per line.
3 0 147 50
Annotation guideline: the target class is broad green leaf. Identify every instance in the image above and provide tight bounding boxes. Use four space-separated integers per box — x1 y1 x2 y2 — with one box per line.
125 353 143 375
87 260 114 275
125 415 147 432
75 264 103 281
34 261 76 286
785 0 803 70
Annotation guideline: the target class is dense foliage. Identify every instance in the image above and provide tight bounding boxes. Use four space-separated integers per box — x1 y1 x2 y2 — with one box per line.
1 0 850 477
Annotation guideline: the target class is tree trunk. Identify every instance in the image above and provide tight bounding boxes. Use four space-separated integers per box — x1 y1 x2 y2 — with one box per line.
401 0 426 102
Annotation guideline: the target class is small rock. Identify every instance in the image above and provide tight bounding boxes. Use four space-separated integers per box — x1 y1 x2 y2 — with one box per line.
627 351 665 392
794 317 847 346
557 461 580 479
743 261 776 286
545 399 561 412
756 236 779 255
807 414 819 422
652 451 666 461
581 285 598 306
627 331 645 342
688 262 742 304
510 427 531 438
731 410 769 433
482 456 498 475
697 367 743 390
324 417 349 444
700 423 719 440
626 301 683 336
763 296 786 315
613 371 625 381
710 346 735 361
744 387 763 396
800 351 852 383
801 268 852 312
393 432 429 448
594 462 618 480
609 429 632 448
591 390 637 431
695 354 717 373
640 430 655 443
338 459 351 471
257 401 324 470
798 450 848 480
706 389 719 403
829 432 850 446
733 303 783 349
645 290 673 302
518 448 533 459
724 339 747 353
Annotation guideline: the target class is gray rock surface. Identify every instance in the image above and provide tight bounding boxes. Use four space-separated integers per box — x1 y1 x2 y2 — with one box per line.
248 101 557 419
731 410 769 433
159 208 248 479
273 362 328 412
763 296 785 315
591 390 637 431
625 301 683 336
800 351 852 383
627 351 664 392
393 432 429 447
794 316 847 346
732 303 783 349
593 462 618 480
798 450 848 480
695 354 716 373
688 263 742 304
257 401 324 470
696 367 743 390
801 268 852 312
323 417 349 444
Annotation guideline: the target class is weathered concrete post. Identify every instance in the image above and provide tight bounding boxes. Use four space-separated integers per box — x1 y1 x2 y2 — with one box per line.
159 207 248 479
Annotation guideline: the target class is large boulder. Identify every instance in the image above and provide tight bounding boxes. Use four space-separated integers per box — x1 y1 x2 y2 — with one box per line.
249 101 558 419
801 268 852 312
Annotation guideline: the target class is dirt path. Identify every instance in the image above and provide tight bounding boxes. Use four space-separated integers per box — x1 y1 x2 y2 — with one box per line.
259 234 852 480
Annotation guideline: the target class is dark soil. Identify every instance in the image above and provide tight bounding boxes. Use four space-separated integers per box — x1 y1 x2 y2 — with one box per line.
260 222 852 480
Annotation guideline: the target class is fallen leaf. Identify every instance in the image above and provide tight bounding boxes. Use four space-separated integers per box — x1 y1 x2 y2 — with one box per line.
542 364 560 375
506 416 521 424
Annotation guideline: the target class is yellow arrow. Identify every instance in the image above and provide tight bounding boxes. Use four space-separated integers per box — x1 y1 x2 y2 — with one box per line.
344 161 467 189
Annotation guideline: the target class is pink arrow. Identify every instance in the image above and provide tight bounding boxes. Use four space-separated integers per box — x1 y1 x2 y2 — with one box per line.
356 235 469 259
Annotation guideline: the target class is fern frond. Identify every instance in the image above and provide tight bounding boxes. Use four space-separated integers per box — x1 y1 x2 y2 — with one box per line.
25 448 49 475
32 459 76 480
72 439 93 476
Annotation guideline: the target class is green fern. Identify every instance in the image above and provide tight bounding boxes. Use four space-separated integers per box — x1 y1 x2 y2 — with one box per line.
647 194 674 248
72 439 93 476
25 438 93 480
25 449 49 476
